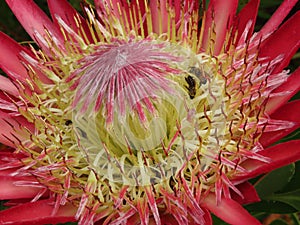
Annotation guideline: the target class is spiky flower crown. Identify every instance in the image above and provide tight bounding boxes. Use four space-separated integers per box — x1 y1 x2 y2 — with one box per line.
2 1 295 224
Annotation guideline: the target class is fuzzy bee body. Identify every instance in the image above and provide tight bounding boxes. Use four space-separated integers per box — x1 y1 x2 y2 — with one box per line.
184 66 209 99
189 66 207 85
185 75 197 99
65 120 72 126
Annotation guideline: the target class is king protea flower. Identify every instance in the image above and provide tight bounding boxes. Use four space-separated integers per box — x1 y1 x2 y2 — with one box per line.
0 0 299 224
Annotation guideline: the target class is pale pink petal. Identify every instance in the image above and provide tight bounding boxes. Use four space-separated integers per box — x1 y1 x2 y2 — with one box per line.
0 76 18 96
145 186 161 225
233 140 300 182
231 182 260 205
202 207 213 225
150 0 168 34
201 194 261 225
0 172 42 200
68 40 180 124
6 0 64 51
160 214 180 225
0 112 34 148
266 67 300 115
255 0 298 40
0 199 77 224
259 11 300 73
48 0 93 43
201 0 238 55
94 0 123 19
261 100 300 147
0 32 30 82
0 151 25 171
136 198 149 225
234 0 259 43
94 0 137 35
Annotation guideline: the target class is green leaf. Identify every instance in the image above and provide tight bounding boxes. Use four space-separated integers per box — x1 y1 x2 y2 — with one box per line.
211 213 268 225
254 164 295 197
280 161 300 192
258 11 273 19
252 162 300 212
0 201 8 211
212 214 229 225
269 219 290 225
259 0 282 8
292 213 300 225
246 200 298 214
69 0 85 11
267 189 300 211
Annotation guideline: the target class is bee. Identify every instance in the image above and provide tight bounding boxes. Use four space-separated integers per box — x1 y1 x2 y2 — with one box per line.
189 66 207 85
185 75 197 99
185 66 209 99
65 120 72 126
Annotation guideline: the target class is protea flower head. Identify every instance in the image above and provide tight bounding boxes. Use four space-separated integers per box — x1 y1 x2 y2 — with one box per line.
0 0 299 224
